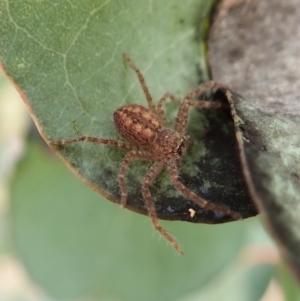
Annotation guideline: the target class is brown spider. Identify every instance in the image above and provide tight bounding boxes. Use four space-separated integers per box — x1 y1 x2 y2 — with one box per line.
50 54 241 254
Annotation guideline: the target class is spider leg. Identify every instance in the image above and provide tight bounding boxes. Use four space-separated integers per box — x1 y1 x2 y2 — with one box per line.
157 92 179 127
119 150 154 207
124 53 156 114
142 161 183 254
49 136 132 151
167 159 242 220
175 81 222 134
185 135 194 149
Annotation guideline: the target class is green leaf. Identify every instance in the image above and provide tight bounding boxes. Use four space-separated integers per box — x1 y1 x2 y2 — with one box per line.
11 140 258 300
277 263 300 301
180 264 274 301
0 0 256 224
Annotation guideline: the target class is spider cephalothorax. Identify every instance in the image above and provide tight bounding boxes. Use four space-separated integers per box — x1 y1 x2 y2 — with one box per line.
50 54 241 254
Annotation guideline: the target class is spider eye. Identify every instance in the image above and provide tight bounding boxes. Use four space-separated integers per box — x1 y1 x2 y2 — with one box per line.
177 142 185 156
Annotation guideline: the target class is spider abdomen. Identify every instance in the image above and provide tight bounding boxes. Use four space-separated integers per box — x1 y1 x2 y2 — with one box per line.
114 105 161 147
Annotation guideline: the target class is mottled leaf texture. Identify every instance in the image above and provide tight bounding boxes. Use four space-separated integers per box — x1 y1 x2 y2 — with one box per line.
0 0 256 223
210 0 300 281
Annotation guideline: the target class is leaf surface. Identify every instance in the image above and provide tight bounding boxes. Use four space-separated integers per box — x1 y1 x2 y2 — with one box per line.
0 0 256 222
209 0 300 280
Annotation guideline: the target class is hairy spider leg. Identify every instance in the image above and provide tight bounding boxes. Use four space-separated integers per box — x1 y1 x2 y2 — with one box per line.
50 136 132 151
167 159 242 220
142 160 183 254
175 81 222 134
124 53 156 114
156 92 178 127
118 150 155 207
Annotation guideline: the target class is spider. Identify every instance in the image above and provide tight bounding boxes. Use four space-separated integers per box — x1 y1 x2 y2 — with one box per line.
50 54 241 254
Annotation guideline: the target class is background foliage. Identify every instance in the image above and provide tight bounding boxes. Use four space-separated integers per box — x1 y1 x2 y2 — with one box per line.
0 0 300 300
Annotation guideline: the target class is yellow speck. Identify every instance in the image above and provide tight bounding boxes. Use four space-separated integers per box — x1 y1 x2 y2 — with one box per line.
188 208 196 218
142 112 151 119
132 107 141 113
145 128 153 137
125 118 132 126
134 123 142 132
151 119 160 127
